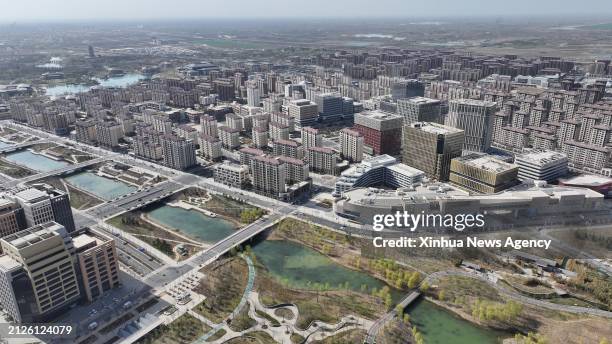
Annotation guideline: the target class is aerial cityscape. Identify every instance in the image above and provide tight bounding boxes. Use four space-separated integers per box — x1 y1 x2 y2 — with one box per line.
0 1 612 343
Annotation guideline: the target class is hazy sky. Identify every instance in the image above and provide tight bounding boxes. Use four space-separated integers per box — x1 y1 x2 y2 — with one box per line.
2 0 612 22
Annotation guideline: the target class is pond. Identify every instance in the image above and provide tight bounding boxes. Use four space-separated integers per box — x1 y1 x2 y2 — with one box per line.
65 172 137 200
146 205 236 245
407 298 507 344
4 150 69 172
253 239 507 343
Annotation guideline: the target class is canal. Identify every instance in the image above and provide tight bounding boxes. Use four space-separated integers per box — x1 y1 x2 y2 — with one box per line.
65 172 137 200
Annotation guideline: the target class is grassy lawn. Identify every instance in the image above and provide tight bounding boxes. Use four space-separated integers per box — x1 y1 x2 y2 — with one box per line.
194 257 249 323
205 328 226 342
224 331 276 344
312 329 367 344
0 159 34 178
134 313 211 344
229 302 256 332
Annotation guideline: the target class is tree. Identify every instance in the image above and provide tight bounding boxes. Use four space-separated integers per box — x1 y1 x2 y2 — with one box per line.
419 282 430 292
438 290 446 301
403 314 410 324
408 272 421 289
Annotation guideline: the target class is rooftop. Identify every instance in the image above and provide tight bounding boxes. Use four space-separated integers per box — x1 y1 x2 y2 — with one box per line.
455 153 518 173
410 122 463 135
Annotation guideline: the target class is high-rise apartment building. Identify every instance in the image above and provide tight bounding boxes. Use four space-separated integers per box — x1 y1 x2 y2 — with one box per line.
340 128 364 163
161 135 197 170
75 119 97 144
198 134 222 161
301 127 322 150
307 147 338 175
200 115 218 138
249 155 287 198
246 81 262 107
403 122 465 181
269 122 290 142
273 139 304 159
218 126 241 149
445 99 496 153
252 126 269 148
95 121 124 150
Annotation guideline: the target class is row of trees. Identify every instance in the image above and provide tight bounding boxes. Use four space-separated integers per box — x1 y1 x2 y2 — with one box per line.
471 299 523 323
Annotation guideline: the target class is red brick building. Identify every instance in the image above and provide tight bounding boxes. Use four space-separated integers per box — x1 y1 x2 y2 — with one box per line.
353 111 403 155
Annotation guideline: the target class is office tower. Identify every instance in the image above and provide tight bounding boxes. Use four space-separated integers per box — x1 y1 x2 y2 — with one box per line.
198 134 222 161
218 126 241 149
288 99 318 128
278 156 309 184
0 222 80 323
397 97 442 125
213 78 236 101
315 93 343 122
0 199 26 239
239 147 266 167
73 232 120 302
340 128 364 163
445 99 496 153
249 155 287 198
95 121 124 150
214 162 250 188
273 139 304 159
403 122 464 181
269 122 290 142
161 135 197 170
353 111 403 155
307 147 338 175
514 150 568 182
10 186 76 233
201 115 218 138
449 153 519 194
301 127 322 150
252 126 269 148
0 255 27 322
246 81 262 107
75 120 97 144
391 79 424 100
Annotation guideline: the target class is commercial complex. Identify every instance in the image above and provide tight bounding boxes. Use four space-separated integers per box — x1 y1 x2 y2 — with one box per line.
449 153 520 194
333 155 424 196
514 150 569 182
